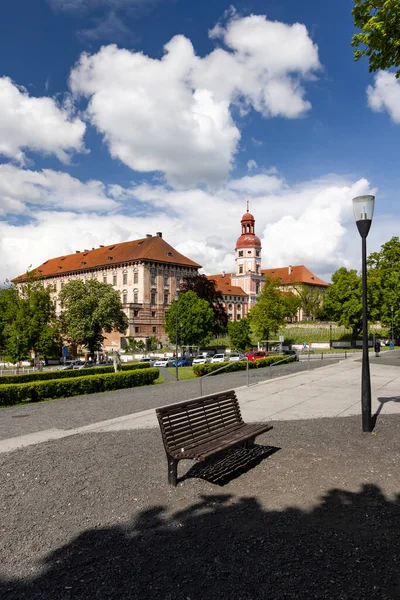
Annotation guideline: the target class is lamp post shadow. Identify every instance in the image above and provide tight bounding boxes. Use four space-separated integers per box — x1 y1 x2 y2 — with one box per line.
372 396 400 430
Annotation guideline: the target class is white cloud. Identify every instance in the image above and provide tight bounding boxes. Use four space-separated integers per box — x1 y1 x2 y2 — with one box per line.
367 71 400 123
0 77 86 164
69 12 321 186
0 164 120 215
247 160 257 171
1 167 386 286
78 10 132 41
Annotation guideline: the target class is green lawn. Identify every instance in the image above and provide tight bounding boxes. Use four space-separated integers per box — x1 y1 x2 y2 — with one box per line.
167 367 197 380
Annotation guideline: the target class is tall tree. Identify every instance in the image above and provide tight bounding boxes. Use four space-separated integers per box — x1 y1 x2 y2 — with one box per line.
228 317 252 352
291 284 322 320
181 274 228 332
164 290 214 347
248 277 288 342
320 268 364 343
367 236 400 336
59 279 128 354
352 0 400 77
0 274 61 362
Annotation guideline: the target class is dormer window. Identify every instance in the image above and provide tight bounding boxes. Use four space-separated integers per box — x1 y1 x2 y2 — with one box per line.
108 246 115 251
238 250 243 257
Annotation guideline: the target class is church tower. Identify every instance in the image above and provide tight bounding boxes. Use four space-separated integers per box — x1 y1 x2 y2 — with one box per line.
231 203 265 306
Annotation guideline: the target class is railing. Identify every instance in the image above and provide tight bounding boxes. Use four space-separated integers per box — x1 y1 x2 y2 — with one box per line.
199 355 294 396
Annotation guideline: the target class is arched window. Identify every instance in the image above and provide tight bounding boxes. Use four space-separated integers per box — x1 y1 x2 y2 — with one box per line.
122 290 128 304
151 289 157 304
239 264 243 274
123 270 127 286
133 289 138 303
133 269 138 284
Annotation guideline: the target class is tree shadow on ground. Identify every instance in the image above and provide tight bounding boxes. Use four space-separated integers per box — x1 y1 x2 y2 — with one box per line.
1 484 399 599
181 444 280 485
372 396 400 429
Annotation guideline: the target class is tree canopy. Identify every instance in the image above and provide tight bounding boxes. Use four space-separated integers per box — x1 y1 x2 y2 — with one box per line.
367 236 400 336
352 0 400 77
0 275 60 362
59 279 128 354
164 290 214 347
248 277 289 341
291 284 322 320
228 317 252 352
181 274 228 331
320 268 364 341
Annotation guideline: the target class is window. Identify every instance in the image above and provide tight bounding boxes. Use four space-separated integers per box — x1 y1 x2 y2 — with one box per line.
54 282 57 291
256 265 260 274
237 304 241 311
123 271 127 285
152 326 157 333
133 309 139 317
133 271 138 284
239 265 243 274
123 291 128 304
135 326 140 333
92 272 96 279
164 293 169 305
228 304 233 310
247 250 252 255
237 315 241 320
256 282 260 294
164 272 169 286
256 249 260 257
150 270 156 285
151 311 156 317
103 274 107 284
113 274 117 286
60 281 64 289
133 289 138 303
151 290 157 304
238 250 243 257
54 299 57 310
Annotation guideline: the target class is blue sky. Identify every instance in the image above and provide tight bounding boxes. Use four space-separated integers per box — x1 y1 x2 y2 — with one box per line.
1 0 399 282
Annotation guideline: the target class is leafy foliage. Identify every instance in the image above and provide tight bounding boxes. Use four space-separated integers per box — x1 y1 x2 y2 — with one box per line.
0 368 160 406
59 279 129 354
0 274 61 362
228 317 252 351
367 236 400 336
164 291 214 347
181 274 228 331
352 0 400 77
291 284 322 320
248 277 290 341
320 268 365 341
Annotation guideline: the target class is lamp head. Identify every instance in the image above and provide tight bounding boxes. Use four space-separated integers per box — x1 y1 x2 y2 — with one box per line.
353 195 375 238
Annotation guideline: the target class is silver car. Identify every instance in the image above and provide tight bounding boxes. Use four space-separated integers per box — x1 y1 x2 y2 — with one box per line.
211 354 226 363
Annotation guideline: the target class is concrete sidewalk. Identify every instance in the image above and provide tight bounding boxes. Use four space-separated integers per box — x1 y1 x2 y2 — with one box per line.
1 353 399 454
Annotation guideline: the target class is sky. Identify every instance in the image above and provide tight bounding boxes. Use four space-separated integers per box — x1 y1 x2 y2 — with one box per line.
1 0 400 284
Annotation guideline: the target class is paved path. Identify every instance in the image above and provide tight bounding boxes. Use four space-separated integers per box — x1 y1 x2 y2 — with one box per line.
1 351 400 454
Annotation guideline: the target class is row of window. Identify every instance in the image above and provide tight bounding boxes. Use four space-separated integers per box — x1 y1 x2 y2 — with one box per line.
238 264 260 274
52 270 181 291
134 326 157 334
238 249 261 257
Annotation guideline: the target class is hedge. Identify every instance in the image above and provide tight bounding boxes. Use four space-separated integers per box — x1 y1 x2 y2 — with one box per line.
0 368 160 407
192 355 295 377
0 362 150 385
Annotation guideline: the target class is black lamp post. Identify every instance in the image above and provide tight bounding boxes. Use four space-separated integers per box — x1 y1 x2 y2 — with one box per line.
353 194 375 433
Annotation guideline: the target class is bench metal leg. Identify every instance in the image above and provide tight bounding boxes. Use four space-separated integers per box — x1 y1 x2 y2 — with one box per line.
244 439 255 449
168 457 178 486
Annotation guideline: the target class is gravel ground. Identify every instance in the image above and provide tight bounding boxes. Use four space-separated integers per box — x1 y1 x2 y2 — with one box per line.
0 413 399 599
0 359 340 441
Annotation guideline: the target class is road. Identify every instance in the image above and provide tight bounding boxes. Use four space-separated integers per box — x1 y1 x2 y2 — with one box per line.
0 357 341 441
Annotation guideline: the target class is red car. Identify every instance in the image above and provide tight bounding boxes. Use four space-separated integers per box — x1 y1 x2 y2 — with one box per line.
245 351 266 362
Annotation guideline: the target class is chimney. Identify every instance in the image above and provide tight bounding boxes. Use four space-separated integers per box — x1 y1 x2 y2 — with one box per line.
222 271 226 278
75 250 80 253
99 245 104 248
288 265 292 275
156 232 162 238
146 234 152 238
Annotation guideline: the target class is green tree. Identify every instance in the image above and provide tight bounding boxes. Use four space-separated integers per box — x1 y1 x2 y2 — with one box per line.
352 0 400 77
282 292 302 321
181 274 228 332
248 277 288 342
164 290 214 347
367 236 400 336
59 279 129 354
291 285 323 320
1 274 61 363
228 317 252 352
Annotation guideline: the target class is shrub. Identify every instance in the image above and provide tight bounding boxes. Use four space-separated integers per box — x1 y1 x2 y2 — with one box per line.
192 355 294 377
0 368 159 407
0 362 150 385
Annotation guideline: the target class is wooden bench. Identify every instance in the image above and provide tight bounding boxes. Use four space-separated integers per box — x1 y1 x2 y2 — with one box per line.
156 390 273 486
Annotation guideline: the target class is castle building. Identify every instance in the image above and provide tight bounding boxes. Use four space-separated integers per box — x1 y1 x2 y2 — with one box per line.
208 207 329 322
13 232 200 349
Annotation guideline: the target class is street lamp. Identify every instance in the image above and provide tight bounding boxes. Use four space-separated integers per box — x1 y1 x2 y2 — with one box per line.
391 305 394 347
175 293 179 382
353 194 375 432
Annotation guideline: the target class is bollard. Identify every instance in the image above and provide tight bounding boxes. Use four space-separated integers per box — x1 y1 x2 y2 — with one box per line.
345 351 347 359
321 352 323 360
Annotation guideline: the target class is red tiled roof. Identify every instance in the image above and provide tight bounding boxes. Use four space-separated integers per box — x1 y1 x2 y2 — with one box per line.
13 235 201 282
241 213 255 222
236 233 261 248
207 274 248 297
262 265 329 287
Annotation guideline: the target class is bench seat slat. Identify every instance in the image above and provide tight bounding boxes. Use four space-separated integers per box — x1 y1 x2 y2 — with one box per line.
160 404 241 429
166 420 244 454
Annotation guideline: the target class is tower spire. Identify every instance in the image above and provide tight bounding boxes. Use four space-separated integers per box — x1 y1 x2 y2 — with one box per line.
246 199 249 213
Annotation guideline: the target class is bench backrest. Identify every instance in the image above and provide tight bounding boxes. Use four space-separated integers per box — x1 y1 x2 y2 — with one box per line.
156 390 243 455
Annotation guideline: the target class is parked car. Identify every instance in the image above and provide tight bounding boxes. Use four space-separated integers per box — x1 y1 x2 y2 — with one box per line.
211 354 227 363
140 357 157 367
153 358 173 367
245 351 266 362
170 357 193 367
229 353 247 362
192 355 210 365
60 359 81 370
282 349 299 361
